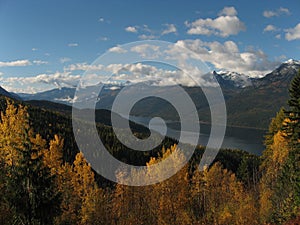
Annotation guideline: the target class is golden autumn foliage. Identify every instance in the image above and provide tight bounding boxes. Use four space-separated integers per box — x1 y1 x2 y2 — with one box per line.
0 95 299 224
0 101 29 166
44 135 64 174
192 162 258 225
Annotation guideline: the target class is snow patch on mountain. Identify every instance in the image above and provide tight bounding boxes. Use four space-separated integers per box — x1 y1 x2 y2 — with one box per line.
215 71 252 88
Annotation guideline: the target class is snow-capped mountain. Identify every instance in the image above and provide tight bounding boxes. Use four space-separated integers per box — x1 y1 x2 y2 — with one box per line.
213 71 252 88
252 59 300 87
284 58 300 65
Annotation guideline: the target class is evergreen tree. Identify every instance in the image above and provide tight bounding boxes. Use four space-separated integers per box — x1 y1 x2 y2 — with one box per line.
284 69 300 145
275 69 300 223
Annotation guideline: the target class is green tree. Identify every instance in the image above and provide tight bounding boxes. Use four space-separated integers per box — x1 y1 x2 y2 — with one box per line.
274 69 300 223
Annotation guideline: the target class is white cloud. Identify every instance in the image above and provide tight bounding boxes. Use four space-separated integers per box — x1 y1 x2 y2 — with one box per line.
32 48 38 51
161 24 177 35
263 24 278 32
0 73 81 93
60 57 71 63
186 7 245 37
263 11 276 18
108 46 127 53
285 23 300 41
125 26 138 33
104 63 199 87
0 59 48 67
35 72 80 87
218 6 237 16
174 39 279 77
138 34 158 40
263 7 290 18
65 62 104 71
130 44 160 58
0 72 3 76
0 59 31 67
68 43 79 47
279 7 290 15
2 72 81 92
33 60 48 65
54 96 77 104
275 34 281 39
98 17 105 22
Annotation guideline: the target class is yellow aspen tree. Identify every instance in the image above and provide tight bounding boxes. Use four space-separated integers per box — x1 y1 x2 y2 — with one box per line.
0 100 29 167
259 130 290 223
81 187 112 225
44 135 64 174
147 144 193 225
200 162 258 225
0 101 61 224
71 152 98 225
54 162 78 225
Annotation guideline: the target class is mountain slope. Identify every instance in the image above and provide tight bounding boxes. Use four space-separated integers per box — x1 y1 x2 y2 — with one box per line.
0 86 21 100
224 59 300 128
16 59 300 129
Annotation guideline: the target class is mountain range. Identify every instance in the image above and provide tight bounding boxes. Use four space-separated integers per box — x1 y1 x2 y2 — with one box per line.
7 59 300 129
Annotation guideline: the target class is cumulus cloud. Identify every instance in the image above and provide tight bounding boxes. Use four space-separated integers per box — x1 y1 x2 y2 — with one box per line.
108 46 127 53
0 59 32 67
104 63 200 87
263 7 290 18
174 39 279 77
285 23 300 41
263 24 278 32
98 17 105 22
2 72 81 92
218 6 237 16
161 24 177 35
131 44 160 58
125 26 138 33
35 72 80 87
68 43 79 47
186 6 245 37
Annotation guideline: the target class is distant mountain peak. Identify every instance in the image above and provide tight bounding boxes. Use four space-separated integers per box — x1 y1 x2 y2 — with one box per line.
213 70 252 88
283 58 300 65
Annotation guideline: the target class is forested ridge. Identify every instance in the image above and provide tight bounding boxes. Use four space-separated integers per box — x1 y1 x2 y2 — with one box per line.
0 70 299 224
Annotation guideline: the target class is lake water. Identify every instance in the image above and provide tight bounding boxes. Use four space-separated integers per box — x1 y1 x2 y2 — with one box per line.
128 116 266 155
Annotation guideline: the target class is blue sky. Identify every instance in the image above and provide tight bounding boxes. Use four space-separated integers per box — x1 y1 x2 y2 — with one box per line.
0 0 299 93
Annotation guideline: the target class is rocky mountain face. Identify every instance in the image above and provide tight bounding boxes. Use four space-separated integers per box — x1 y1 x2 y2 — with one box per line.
252 59 300 88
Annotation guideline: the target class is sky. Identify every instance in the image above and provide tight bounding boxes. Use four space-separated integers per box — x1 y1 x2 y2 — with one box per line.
0 0 299 93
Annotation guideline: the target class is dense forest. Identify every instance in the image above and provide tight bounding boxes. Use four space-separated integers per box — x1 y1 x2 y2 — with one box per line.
0 70 299 225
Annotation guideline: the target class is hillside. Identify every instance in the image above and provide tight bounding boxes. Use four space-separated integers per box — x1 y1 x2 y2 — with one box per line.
15 59 300 129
